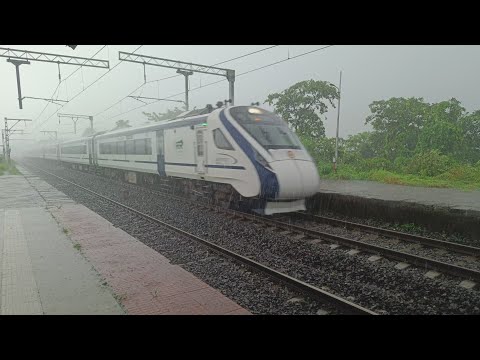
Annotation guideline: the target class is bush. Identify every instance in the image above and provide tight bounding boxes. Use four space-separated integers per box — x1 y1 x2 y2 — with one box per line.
356 157 392 172
393 156 411 173
406 150 455 177
317 161 334 175
368 170 406 185
436 165 480 183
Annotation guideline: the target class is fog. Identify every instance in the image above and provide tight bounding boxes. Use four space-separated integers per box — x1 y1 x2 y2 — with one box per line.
1 45 480 153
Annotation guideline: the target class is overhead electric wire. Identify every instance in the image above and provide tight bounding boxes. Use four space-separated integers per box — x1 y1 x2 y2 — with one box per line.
35 45 143 130
94 45 280 119
108 45 334 120
34 45 107 123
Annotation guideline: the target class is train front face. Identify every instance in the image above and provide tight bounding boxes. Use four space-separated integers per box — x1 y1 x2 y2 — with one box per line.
223 106 320 201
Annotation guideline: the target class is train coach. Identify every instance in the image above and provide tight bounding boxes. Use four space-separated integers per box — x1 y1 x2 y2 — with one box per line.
35 105 321 215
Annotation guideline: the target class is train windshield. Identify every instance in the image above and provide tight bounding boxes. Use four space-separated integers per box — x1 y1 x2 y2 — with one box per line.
229 107 302 150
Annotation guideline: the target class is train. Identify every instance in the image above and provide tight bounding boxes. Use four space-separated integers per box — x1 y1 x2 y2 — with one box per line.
31 105 321 215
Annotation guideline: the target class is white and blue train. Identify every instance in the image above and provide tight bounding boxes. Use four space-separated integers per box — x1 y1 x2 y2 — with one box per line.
34 105 320 215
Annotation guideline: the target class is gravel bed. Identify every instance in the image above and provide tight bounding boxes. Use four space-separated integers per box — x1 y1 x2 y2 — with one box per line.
26 160 480 315
24 162 339 315
287 219 480 272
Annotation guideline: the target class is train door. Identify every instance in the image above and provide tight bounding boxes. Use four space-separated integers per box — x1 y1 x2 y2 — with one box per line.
156 130 166 176
195 128 206 174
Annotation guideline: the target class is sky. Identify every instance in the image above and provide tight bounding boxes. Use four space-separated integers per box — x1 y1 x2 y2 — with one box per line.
1 45 480 145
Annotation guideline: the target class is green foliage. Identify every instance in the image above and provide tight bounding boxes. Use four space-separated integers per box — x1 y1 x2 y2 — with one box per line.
365 97 429 160
458 111 480 164
343 132 377 163
266 79 479 190
417 120 462 154
0 160 20 176
143 106 186 122
357 157 392 172
300 135 344 164
323 166 480 190
316 160 334 175
393 156 411 173
265 80 339 137
406 150 455 177
436 164 480 183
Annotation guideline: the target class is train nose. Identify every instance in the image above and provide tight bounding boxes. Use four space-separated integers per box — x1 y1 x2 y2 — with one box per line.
269 159 320 199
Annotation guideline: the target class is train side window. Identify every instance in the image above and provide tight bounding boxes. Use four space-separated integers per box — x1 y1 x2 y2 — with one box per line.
213 129 234 150
135 139 146 155
126 140 135 155
117 141 125 155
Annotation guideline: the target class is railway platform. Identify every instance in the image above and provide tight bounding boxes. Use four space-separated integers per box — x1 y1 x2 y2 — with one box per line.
308 180 480 239
0 166 250 315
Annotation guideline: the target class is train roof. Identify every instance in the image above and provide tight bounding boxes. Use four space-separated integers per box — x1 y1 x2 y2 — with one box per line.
60 137 92 145
42 105 259 146
94 108 223 140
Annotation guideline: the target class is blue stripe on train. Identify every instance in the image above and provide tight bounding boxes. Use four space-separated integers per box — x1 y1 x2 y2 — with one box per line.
219 110 279 199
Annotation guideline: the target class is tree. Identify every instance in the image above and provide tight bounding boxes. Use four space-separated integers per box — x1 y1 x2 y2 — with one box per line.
265 80 339 138
143 106 186 122
416 98 466 159
416 118 463 156
82 127 97 137
111 120 131 131
365 97 429 161
426 98 465 124
458 110 480 164
300 135 344 164
343 132 378 163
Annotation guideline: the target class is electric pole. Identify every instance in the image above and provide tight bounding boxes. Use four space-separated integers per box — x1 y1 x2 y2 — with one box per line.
119 51 235 108
176 69 194 110
4 117 32 164
334 71 342 173
1 47 109 110
6 59 30 109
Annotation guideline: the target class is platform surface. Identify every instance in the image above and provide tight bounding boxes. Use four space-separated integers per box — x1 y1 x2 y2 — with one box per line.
0 168 250 315
319 179 480 213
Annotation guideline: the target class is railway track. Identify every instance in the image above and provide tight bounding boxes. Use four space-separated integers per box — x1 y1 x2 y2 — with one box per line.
236 210 480 284
25 163 377 315
138 176 480 284
290 212 480 257
31 160 480 287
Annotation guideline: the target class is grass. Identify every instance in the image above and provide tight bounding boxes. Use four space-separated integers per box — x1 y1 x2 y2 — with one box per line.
73 243 81 251
319 163 480 191
0 160 21 176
